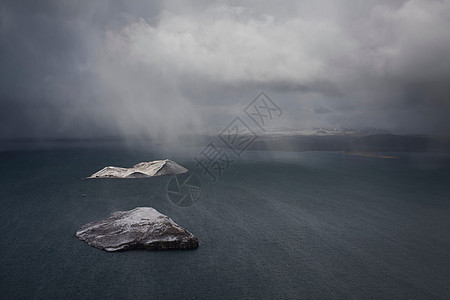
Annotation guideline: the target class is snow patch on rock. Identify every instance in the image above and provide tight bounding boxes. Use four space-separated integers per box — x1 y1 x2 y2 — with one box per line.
87 159 188 179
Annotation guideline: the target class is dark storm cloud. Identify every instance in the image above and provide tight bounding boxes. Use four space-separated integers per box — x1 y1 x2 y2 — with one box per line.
1 0 450 139
314 106 332 115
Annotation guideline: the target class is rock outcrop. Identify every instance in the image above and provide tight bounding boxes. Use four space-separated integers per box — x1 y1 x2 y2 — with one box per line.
75 207 199 251
87 159 188 178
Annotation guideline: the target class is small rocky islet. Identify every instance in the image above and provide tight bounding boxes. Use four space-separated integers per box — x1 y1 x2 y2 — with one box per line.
76 207 199 252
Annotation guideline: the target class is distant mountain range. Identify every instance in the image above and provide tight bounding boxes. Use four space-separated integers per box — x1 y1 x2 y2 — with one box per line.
262 127 392 136
202 126 449 152
247 133 450 153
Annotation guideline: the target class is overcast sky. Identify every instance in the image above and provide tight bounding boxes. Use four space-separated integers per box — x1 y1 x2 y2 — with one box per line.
1 0 450 140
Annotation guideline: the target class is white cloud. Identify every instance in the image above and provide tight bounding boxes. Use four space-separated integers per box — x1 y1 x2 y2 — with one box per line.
101 5 357 85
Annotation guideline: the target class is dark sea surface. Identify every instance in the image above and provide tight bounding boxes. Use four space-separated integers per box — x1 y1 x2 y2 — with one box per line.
1 143 449 299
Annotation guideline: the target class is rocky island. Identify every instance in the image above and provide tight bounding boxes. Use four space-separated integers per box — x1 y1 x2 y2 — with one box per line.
87 159 188 178
75 207 199 251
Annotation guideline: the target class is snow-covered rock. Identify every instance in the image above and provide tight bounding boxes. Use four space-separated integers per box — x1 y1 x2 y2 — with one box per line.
87 159 188 178
75 207 199 251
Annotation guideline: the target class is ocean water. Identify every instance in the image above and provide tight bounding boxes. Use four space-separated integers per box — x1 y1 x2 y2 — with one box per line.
0 144 449 299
